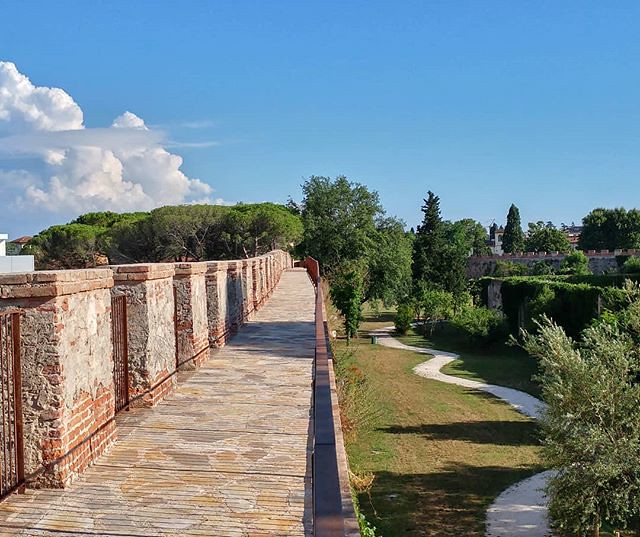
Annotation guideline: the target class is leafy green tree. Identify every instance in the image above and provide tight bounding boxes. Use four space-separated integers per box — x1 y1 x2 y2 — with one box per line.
525 222 571 253
450 218 491 256
299 176 382 274
559 250 591 275
31 202 302 268
366 217 413 305
412 195 480 303
415 286 453 335
521 311 640 537
579 207 640 251
24 224 106 269
222 203 303 258
502 204 525 253
299 176 411 307
330 265 365 344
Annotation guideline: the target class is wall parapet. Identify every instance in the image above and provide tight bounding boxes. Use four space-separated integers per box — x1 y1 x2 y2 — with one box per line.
0 269 113 298
467 249 640 278
0 249 292 490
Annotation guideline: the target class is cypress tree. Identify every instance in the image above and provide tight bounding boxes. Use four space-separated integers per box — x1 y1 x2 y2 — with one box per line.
502 204 525 253
412 191 446 285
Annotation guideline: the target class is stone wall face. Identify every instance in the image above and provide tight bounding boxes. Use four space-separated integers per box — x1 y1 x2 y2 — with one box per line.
467 250 639 278
0 250 292 489
0 269 116 488
174 263 209 371
112 264 176 407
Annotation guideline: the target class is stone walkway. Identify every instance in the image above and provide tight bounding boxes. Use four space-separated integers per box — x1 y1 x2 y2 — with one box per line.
371 326 554 537
0 269 316 537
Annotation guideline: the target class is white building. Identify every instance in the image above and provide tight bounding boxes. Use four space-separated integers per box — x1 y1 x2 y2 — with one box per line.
0 234 35 273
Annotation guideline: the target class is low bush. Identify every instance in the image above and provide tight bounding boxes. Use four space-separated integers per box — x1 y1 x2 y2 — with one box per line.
394 302 414 335
559 250 591 275
493 260 528 277
621 256 640 274
450 306 507 345
530 260 555 275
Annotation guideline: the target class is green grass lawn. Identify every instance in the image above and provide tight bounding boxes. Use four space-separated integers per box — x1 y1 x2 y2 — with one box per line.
334 312 544 536
396 325 542 399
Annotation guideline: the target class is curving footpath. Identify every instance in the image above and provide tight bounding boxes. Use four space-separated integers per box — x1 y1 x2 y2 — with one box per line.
370 326 554 537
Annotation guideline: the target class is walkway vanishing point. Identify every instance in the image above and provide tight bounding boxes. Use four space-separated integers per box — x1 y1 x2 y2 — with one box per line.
0 269 322 536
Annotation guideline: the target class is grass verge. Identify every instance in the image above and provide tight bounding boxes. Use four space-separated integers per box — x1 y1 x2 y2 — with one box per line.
396 324 541 398
334 311 543 536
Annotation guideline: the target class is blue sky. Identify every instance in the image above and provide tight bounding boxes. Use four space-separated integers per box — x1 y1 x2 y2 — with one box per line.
1 1 640 237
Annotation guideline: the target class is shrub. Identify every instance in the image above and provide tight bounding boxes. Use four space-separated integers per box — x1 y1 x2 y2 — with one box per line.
530 260 555 275
330 266 365 344
559 250 591 275
622 256 640 274
415 288 454 335
394 302 414 335
451 306 507 344
493 260 528 277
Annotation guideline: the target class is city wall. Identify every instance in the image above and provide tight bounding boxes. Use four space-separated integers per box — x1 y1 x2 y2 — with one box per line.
467 249 640 278
0 250 292 489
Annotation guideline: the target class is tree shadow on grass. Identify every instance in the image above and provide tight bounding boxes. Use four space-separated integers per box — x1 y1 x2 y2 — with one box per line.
361 311 396 324
359 463 543 537
378 419 540 447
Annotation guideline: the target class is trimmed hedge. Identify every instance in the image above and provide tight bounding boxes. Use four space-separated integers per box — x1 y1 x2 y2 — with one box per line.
478 276 628 338
500 278 599 338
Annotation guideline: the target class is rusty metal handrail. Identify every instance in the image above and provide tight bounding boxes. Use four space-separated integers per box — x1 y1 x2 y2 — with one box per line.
300 257 347 536
0 311 25 500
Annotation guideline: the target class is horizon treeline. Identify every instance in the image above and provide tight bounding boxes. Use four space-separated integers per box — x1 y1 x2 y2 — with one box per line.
23 202 303 270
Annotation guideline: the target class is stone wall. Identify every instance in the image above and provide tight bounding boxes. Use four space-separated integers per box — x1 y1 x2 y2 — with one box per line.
0 269 116 488
467 249 640 278
112 263 177 407
0 250 292 489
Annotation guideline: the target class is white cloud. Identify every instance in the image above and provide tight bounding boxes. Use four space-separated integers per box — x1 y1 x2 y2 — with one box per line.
0 61 216 217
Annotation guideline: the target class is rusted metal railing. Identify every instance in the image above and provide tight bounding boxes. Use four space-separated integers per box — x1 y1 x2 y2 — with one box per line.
0 311 24 500
300 257 349 536
111 295 130 413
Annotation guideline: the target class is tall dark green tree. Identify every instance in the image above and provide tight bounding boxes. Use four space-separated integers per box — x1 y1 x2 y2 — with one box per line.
412 191 446 285
502 204 525 253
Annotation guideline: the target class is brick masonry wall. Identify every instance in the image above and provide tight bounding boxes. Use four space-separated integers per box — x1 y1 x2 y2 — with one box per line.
0 250 293 489
467 249 640 278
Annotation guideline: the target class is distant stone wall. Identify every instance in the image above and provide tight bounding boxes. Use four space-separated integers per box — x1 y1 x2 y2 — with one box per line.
0 250 292 489
467 249 640 278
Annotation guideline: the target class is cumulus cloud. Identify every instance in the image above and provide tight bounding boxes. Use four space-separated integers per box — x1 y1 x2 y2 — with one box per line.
0 61 216 216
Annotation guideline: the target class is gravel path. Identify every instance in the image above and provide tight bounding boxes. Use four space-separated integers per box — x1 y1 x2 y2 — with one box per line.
370 326 554 537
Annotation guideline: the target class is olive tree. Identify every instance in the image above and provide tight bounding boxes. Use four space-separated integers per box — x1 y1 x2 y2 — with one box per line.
521 299 640 536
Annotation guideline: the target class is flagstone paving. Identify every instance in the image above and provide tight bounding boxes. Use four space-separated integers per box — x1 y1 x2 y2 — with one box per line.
0 268 316 537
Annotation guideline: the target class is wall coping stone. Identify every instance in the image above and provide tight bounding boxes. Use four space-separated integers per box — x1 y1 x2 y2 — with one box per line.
111 263 175 282
0 268 113 299
174 262 208 277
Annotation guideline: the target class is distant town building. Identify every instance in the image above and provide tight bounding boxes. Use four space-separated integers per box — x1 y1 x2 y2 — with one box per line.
6 236 31 255
561 224 582 249
0 234 34 273
488 223 505 255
